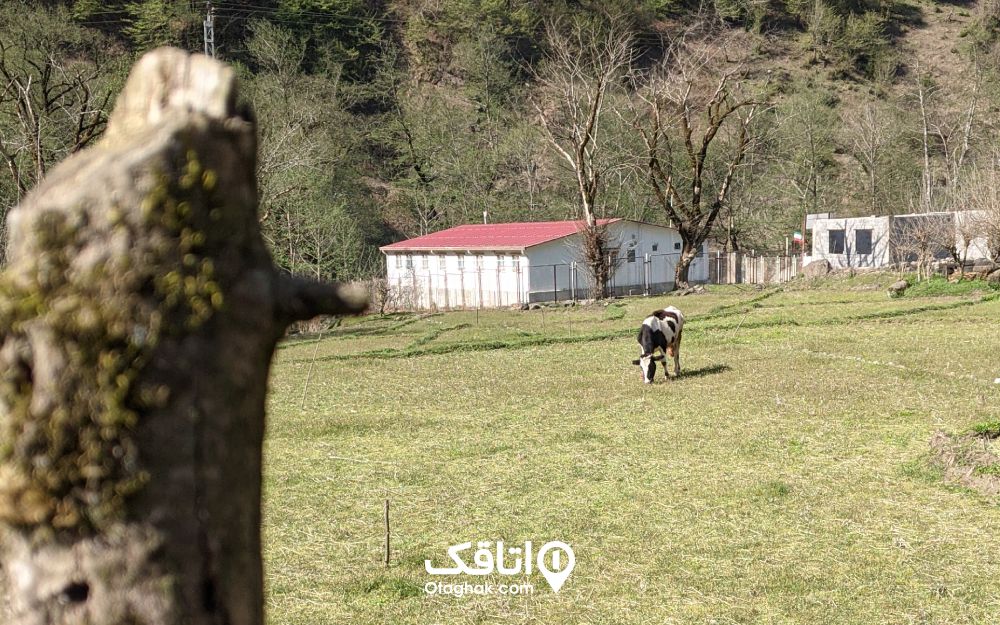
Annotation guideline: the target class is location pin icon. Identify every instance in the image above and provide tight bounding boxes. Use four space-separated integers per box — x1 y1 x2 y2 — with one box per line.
537 541 575 593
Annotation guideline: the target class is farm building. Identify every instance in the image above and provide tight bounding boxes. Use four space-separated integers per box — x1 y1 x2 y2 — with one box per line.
809 210 992 269
380 219 709 309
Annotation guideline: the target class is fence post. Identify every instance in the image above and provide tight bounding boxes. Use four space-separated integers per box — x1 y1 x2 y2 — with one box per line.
577 262 582 301
640 254 647 294
477 262 483 309
443 268 450 309
459 267 465 309
569 260 576 302
610 257 616 297
516 262 522 306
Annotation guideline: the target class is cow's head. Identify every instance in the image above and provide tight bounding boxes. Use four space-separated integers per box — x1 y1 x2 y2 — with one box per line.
639 354 655 383
633 353 665 383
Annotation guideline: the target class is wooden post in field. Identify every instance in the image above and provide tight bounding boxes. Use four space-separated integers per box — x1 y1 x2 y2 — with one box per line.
383 499 391 568
0 48 366 625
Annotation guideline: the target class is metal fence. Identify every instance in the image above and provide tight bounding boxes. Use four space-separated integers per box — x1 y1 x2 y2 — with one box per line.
708 252 801 285
385 251 800 310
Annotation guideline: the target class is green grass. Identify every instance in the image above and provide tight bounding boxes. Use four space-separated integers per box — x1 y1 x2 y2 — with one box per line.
264 282 1000 624
904 275 1000 297
971 420 1000 438
973 464 1000 477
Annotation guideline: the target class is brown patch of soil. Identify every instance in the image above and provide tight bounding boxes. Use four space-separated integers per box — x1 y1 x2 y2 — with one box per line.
930 430 1000 498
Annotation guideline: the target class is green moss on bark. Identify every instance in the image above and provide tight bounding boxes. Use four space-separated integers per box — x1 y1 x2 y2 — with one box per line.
0 146 225 536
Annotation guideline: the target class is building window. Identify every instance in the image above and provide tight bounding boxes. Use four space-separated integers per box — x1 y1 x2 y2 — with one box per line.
457 255 464 269
855 229 873 254
438 256 446 270
497 254 506 268
674 242 681 251
419 255 428 270
828 230 845 254
394 254 402 269
404 254 413 269
651 243 658 252
627 249 636 263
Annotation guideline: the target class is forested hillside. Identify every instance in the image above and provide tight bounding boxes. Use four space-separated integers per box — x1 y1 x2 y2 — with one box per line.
2 0 999 282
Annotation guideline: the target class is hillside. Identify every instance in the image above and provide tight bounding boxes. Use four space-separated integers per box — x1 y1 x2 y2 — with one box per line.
1 0 998 278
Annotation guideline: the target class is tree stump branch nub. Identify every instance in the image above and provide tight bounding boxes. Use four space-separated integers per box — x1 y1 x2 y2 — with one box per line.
0 48 366 625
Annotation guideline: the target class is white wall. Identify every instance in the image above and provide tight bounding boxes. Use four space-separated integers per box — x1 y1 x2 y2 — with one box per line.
956 210 991 262
385 251 528 309
608 220 708 288
810 216 891 268
810 211 993 269
383 220 706 309
524 221 704 301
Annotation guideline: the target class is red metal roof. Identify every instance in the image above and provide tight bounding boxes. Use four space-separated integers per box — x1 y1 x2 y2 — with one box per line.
380 219 621 252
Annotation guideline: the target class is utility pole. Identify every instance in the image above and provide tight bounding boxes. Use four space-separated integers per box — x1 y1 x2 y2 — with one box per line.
203 1 216 58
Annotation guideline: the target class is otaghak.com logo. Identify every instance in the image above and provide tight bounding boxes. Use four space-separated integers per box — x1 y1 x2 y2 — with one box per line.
424 540 575 596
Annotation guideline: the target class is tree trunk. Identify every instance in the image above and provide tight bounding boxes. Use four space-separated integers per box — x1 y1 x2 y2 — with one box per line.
674 243 698 289
0 48 366 625
580 223 609 299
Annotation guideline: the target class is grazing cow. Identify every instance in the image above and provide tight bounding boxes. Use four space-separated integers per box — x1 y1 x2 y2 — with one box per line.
634 306 684 384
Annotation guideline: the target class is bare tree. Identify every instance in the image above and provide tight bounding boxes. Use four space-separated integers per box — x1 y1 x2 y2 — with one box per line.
0 42 111 195
245 20 347 227
778 96 835 222
972 206 1000 266
909 57 981 213
892 212 954 281
963 157 1000 266
951 210 981 276
0 9 120 253
845 98 891 216
628 27 768 287
931 59 981 192
532 15 635 297
367 277 399 314
912 63 936 210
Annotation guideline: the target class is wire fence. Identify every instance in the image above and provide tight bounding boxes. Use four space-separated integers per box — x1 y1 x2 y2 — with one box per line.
378 251 801 311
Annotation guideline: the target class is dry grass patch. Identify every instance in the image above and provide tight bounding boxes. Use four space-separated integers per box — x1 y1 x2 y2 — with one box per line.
930 427 1000 499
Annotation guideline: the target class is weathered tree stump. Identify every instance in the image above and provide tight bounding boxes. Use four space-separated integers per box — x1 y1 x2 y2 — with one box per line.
0 48 366 624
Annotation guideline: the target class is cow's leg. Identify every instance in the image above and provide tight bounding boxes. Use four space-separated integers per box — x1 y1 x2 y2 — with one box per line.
670 330 682 376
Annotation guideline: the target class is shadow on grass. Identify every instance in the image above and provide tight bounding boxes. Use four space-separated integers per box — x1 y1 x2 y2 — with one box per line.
679 363 731 379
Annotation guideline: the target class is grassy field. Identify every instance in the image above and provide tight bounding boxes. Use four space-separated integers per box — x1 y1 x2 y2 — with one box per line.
263 276 1000 625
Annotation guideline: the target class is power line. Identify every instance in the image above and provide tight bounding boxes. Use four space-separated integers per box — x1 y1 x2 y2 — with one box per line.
76 2 675 47
212 1 405 24
203 1 216 58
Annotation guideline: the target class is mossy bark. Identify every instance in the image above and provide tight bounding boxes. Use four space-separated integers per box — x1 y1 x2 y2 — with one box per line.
0 48 366 625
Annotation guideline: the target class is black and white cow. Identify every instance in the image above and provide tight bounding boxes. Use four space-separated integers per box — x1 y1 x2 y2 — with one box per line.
634 306 684 384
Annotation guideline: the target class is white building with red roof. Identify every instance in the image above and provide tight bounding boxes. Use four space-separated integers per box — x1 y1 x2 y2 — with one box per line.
380 219 708 309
